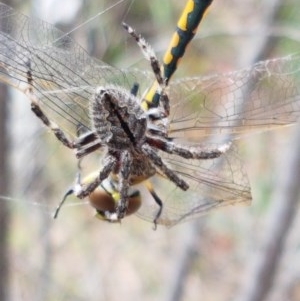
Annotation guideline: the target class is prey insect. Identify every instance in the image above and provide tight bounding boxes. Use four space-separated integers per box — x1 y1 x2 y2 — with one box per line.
142 0 213 111
0 2 300 227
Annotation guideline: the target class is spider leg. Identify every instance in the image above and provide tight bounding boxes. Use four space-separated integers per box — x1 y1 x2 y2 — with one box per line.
115 150 131 219
159 91 170 117
123 22 163 86
142 144 189 191
25 60 102 155
31 100 104 159
74 131 102 159
31 97 105 157
24 59 79 149
30 100 78 149
146 136 231 159
30 93 103 159
75 155 116 199
122 22 170 116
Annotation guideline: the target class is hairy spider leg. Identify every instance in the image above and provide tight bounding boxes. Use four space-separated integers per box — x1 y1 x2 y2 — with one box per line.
122 22 170 117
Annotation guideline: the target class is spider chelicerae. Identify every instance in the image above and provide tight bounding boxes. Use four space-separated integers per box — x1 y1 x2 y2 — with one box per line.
26 23 231 225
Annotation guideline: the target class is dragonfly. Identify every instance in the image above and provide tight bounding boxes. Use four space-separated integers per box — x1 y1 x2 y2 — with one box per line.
0 1 299 227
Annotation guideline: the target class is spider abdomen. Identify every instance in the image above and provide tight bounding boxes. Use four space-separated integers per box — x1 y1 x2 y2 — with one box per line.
91 86 147 149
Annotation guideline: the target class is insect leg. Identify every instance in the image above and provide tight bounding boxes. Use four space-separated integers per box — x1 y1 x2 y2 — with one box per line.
144 181 163 230
53 159 83 218
130 83 139 96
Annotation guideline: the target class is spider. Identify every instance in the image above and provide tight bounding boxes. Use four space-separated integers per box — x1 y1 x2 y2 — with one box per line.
27 23 231 225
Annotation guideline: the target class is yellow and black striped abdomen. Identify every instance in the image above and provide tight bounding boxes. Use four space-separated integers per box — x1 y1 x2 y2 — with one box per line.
143 0 213 110
163 0 213 84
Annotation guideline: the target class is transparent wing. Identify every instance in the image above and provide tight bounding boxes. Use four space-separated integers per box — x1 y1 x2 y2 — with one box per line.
0 3 150 136
168 54 300 142
1 3 298 226
144 55 300 226
3 2 299 141
136 143 251 227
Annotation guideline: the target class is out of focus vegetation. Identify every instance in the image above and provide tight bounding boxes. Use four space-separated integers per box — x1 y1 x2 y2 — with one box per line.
1 0 300 300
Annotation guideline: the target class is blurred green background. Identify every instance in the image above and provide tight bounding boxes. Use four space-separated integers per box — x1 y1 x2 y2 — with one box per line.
0 0 300 300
